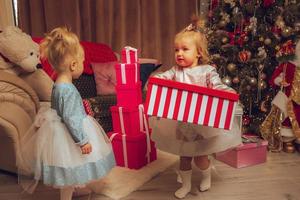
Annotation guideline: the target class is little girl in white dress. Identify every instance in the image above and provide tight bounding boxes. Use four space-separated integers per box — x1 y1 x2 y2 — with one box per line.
150 19 241 199
17 27 115 200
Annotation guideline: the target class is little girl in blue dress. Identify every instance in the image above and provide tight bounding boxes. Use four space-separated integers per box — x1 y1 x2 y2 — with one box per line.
17 27 115 200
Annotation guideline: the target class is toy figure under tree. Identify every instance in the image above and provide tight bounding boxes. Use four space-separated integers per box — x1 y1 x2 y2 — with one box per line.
207 0 300 134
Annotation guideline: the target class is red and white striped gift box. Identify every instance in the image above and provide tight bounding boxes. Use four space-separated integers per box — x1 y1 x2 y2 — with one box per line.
121 46 138 64
145 77 239 130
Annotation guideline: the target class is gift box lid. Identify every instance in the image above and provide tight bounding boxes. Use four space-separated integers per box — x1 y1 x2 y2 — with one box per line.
148 77 239 101
235 135 268 150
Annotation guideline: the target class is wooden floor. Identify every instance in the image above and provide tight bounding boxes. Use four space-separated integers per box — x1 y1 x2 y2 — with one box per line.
0 151 300 200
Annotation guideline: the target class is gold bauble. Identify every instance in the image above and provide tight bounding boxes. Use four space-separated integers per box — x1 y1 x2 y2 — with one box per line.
222 76 232 86
260 80 267 89
227 63 237 72
264 38 272 45
258 64 264 71
281 27 293 37
218 20 227 28
249 77 257 86
222 37 229 44
259 36 264 42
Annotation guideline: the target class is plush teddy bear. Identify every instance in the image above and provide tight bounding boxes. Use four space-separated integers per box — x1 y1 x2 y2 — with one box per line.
0 26 53 101
0 26 41 75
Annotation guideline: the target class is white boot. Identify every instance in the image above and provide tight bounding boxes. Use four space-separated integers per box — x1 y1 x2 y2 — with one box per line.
174 170 192 199
60 187 74 200
198 164 211 192
176 170 182 183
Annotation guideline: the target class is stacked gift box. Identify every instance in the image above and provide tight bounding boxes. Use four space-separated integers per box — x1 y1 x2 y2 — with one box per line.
108 46 157 169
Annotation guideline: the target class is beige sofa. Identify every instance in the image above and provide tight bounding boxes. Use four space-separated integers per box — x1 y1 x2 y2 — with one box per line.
0 70 52 173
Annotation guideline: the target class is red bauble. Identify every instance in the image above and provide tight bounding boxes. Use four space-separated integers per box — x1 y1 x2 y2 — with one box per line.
242 115 251 126
238 50 251 62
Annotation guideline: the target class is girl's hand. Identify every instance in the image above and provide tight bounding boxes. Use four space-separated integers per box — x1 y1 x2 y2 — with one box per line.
81 143 92 154
281 80 290 87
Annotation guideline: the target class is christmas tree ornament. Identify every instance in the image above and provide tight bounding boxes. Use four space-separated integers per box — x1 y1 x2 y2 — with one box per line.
218 20 227 28
222 76 232 86
259 80 267 90
227 63 237 72
258 64 264 71
238 50 251 62
261 73 267 80
222 37 229 44
249 77 257 87
281 26 293 37
233 76 240 84
242 115 251 126
244 36 249 42
264 38 272 45
259 36 264 42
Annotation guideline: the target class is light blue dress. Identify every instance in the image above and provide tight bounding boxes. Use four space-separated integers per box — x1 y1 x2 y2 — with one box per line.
17 83 115 192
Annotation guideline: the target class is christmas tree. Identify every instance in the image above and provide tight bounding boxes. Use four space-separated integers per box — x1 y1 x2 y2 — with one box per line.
207 0 300 134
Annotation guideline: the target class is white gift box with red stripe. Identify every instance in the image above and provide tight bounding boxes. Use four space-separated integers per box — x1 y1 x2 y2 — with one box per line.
145 77 239 130
121 46 138 64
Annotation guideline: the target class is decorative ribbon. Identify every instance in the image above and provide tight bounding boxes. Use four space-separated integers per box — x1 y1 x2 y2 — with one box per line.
124 46 137 64
120 64 127 84
135 63 138 83
139 104 151 164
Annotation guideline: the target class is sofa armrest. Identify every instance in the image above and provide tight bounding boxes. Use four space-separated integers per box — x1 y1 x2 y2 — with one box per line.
0 71 40 119
0 102 34 173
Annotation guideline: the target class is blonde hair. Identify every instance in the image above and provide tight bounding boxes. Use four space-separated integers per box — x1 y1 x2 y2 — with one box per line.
40 27 84 72
175 17 210 64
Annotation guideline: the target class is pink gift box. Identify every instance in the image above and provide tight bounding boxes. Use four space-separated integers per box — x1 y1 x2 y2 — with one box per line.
215 139 268 168
121 46 138 64
145 77 239 130
116 82 142 107
115 63 140 86
110 105 143 135
108 132 157 169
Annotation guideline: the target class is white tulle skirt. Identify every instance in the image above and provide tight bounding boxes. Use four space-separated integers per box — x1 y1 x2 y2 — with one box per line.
149 116 242 157
17 108 115 193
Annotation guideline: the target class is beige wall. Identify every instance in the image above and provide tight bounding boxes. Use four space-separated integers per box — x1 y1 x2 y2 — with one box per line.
0 0 15 30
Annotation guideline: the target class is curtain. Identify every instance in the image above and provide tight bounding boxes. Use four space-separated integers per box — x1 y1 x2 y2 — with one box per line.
0 0 15 30
18 0 199 67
